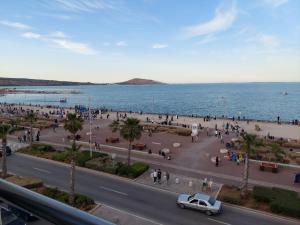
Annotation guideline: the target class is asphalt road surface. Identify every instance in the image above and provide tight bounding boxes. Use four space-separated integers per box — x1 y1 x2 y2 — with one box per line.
5 154 300 225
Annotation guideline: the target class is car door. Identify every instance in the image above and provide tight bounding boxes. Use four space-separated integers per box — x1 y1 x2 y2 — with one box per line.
188 199 199 209
198 200 208 211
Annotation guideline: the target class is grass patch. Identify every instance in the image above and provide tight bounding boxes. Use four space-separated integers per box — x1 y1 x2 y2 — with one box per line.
85 159 149 178
39 187 95 211
6 175 43 189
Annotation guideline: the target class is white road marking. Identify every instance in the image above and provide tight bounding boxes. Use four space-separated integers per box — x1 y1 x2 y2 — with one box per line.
33 167 51 174
99 186 128 196
207 218 232 225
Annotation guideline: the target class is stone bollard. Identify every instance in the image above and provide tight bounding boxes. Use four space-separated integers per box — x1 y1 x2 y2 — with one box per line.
175 178 179 184
188 181 193 187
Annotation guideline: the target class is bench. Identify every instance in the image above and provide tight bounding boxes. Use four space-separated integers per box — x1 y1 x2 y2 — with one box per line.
259 162 278 173
132 143 147 150
105 137 119 143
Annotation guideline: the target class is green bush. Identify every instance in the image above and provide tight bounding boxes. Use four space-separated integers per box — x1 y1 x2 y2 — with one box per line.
253 186 274 203
33 144 56 152
130 162 149 177
76 151 108 167
75 193 94 207
219 192 242 205
41 187 94 208
116 162 149 178
270 198 300 219
51 152 69 162
253 186 300 218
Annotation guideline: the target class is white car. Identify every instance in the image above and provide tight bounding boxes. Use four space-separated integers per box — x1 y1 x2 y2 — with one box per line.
177 193 222 215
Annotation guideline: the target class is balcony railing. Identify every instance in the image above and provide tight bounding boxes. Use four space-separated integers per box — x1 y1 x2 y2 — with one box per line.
0 178 114 225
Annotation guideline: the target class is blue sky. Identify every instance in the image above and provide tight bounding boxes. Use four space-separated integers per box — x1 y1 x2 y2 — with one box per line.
0 0 299 83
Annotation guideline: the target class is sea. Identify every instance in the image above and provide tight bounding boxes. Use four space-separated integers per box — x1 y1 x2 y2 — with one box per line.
0 82 299 122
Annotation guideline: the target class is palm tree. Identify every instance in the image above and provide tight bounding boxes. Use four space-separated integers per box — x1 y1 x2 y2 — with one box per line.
24 112 37 145
110 118 142 165
0 123 11 178
64 113 83 205
240 133 257 198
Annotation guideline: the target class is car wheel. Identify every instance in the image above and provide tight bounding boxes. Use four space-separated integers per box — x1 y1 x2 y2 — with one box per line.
178 203 185 209
206 211 212 216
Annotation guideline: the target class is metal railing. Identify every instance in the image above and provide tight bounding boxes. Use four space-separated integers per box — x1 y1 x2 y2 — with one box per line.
0 178 114 225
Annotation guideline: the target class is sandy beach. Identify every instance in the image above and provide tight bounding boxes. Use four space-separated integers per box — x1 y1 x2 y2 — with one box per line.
2 103 299 140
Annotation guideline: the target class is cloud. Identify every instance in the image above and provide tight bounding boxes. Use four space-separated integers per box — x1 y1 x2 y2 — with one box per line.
196 35 217 45
263 0 289 7
259 34 280 47
184 1 237 38
52 39 97 55
21 32 42 39
152 43 168 49
21 31 97 55
52 0 115 12
115 41 127 47
0 20 31 30
49 31 68 38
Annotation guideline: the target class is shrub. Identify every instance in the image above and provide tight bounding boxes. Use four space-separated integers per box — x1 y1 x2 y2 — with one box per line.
33 144 56 152
41 187 94 208
253 186 300 218
76 151 108 167
270 198 300 218
130 162 149 177
75 194 94 207
253 186 274 203
219 192 242 205
51 152 69 162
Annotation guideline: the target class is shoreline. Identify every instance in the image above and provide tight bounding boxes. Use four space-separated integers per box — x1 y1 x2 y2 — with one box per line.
1 102 299 139
0 102 298 124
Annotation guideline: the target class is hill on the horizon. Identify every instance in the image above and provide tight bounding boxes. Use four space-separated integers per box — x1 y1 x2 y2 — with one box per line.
116 78 164 85
0 77 97 86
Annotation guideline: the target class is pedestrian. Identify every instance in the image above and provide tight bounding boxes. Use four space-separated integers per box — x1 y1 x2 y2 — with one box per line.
153 170 158 184
165 172 170 185
220 134 224 143
208 179 213 192
202 177 208 192
236 157 240 165
157 169 162 184
215 156 219 167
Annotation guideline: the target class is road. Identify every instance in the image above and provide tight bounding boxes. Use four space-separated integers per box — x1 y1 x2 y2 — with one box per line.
5 153 300 225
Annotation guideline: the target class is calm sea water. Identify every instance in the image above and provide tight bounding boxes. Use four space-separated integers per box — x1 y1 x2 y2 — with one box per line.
0 83 299 121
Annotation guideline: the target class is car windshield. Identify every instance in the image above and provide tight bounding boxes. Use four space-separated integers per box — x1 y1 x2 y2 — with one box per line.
187 194 195 201
208 197 216 206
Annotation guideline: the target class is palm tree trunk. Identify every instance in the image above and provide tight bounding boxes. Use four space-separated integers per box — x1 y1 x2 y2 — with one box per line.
69 158 75 205
1 138 7 178
127 141 131 165
241 152 249 198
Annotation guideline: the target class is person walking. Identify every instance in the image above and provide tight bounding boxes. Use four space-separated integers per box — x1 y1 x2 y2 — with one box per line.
215 156 219 167
153 169 158 184
208 179 213 192
202 178 208 192
165 171 170 185
157 169 162 184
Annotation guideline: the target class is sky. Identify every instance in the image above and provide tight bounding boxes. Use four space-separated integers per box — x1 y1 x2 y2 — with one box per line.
0 0 299 83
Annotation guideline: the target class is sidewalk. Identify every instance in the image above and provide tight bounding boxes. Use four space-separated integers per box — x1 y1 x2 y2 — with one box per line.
90 204 161 225
135 170 222 198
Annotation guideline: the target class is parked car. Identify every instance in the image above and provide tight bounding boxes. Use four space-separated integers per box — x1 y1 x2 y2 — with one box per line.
0 206 26 225
0 146 12 157
177 193 222 215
